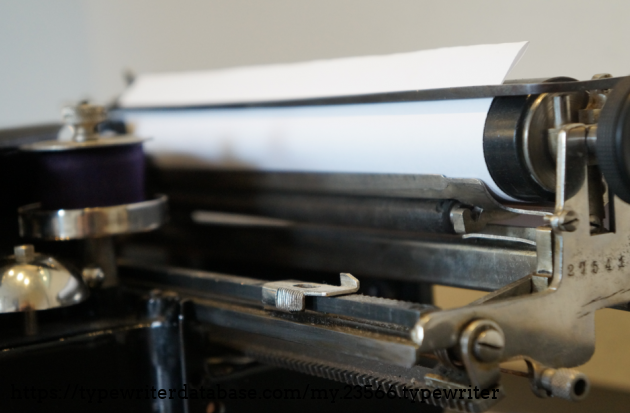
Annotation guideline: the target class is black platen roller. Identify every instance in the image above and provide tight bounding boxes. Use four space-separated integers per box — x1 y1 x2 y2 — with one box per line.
596 76 630 204
483 77 581 203
483 95 555 202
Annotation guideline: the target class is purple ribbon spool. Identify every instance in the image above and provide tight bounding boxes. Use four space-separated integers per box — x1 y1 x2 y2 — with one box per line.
26 143 145 210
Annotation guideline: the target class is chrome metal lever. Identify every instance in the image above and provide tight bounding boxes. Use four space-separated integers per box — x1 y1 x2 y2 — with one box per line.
262 273 360 312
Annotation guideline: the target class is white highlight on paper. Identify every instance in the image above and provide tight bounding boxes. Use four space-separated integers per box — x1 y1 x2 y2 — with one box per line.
120 42 529 201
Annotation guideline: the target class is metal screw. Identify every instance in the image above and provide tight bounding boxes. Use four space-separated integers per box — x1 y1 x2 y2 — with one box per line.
82 266 105 288
410 323 424 346
473 328 505 363
548 210 579 232
14 245 36 263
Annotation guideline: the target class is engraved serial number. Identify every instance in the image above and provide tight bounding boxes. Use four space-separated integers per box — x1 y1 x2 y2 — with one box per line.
568 255 625 276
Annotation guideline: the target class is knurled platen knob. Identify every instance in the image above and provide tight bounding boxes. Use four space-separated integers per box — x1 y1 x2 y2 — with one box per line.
596 76 630 203
541 368 590 401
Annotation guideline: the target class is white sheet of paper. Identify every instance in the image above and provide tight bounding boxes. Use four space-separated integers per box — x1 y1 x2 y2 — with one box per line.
120 42 527 107
119 42 529 201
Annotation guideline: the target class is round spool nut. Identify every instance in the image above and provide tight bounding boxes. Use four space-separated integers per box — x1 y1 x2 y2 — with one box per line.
62 102 107 127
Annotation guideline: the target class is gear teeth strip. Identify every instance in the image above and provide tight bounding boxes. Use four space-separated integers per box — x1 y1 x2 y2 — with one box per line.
244 348 499 413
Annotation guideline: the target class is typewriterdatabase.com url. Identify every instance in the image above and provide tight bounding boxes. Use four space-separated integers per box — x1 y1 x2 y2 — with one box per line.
7 383 501 404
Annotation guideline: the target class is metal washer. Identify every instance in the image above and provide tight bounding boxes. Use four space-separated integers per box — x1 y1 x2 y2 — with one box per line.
18 195 168 240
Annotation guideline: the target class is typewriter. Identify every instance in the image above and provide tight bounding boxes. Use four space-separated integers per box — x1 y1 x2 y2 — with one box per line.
1 43 630 412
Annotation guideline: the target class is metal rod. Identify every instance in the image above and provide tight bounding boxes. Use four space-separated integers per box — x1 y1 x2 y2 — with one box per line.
115 76 626 111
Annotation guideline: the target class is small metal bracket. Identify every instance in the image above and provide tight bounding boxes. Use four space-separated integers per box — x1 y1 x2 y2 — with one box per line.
262 273 360 312
450 203 486 234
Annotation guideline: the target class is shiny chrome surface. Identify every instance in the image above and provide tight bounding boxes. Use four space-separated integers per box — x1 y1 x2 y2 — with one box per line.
20 102 145 151
18 195 168 240
0 245 88 312
60 102 107 142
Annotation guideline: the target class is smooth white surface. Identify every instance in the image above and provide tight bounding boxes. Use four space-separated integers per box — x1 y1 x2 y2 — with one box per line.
120 42 527 107
123 42 527 201
128 98 502 188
